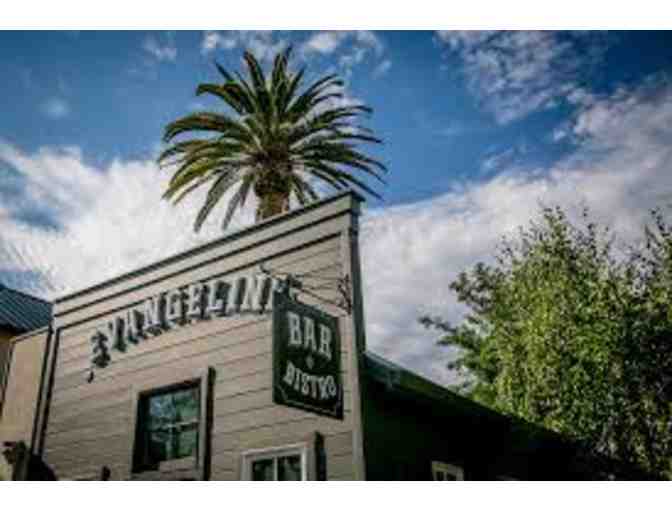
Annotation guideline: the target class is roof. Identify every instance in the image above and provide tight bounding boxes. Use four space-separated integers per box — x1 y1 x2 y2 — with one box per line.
363 351 506 423
363 351 576 449
0 283 52 333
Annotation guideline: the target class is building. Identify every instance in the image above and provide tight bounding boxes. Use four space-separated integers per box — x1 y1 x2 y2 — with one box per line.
0 192 646 480
0 283 52 391
0 284 52 480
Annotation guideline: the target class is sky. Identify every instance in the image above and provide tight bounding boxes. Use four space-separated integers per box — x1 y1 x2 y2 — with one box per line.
1 30 672 386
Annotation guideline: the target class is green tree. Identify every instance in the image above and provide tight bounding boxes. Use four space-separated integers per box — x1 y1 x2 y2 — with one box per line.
158 47 385 232
421 206 672 478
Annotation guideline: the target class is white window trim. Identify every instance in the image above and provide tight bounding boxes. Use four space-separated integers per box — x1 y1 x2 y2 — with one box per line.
432 461 464 481
241 443 309 481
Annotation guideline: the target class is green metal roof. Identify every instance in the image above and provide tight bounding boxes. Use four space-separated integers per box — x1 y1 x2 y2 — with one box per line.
0 283 52 333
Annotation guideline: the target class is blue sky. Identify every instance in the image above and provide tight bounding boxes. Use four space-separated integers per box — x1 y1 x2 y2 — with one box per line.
2 30 672 384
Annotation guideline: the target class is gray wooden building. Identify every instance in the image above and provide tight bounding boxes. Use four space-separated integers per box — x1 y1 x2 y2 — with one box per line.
0 192 642 481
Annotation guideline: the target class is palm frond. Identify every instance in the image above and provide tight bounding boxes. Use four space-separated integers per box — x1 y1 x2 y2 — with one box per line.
195 83 247 115
163 112 253 143
220 180 248 230
214 61 235 82
159 48 386 232
193 170 243 231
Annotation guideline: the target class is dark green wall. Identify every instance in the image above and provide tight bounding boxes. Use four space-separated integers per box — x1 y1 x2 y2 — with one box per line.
360 376 585 481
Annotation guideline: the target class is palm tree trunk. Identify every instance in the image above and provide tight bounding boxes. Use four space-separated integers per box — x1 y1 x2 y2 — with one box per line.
256 191 290 222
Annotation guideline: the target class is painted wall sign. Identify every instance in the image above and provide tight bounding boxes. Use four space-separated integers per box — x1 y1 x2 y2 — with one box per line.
89 274 284 374
272 292 343 420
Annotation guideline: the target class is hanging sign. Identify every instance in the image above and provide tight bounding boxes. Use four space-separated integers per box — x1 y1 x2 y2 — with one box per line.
272 291 343 420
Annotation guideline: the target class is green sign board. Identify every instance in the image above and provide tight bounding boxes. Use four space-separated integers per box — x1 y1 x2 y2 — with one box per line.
272 292 343 420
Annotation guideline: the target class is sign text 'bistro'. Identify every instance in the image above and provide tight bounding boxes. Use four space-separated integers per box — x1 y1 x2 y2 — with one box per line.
272 292 343 420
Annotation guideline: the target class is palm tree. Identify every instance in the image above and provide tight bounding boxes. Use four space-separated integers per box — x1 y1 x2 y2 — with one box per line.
158 47 386 232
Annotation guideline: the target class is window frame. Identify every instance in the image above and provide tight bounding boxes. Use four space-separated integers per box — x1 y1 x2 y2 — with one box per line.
136 381 201 471
241 443 309 481
431 461 464 481
128 366 214 481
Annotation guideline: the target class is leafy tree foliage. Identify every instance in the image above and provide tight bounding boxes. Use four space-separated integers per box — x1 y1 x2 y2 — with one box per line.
158 47 385 232
421 206 672 478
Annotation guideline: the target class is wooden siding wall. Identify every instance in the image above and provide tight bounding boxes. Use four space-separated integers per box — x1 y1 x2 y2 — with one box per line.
0 329 14 406
0 328 50 448
42 194 364 481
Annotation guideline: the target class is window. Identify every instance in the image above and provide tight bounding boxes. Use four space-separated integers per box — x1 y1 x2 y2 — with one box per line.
135 382 200 470
242 445 308 481
432 461 464 481
129 367 213 480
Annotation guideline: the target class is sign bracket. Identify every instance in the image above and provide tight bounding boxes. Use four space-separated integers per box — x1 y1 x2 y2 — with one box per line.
259 264 352 314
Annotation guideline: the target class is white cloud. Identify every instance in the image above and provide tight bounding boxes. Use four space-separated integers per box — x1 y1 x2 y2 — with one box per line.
3 76 672 388
199 30 389 84
436 121 468 138
200 30 288 62
372 59 392 78
41 98 70 119
300 30 383 57
301 30 384 59
436 31 611 124
143 34 177 62
0 140 255 298
302 31 349 55
355 31 384 57
301 31 387 80
360 75 672 385
480 143 529 175
201 31 233 53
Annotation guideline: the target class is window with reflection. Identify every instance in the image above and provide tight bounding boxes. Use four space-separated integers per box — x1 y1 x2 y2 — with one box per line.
135 382 200 470
243 446 306 481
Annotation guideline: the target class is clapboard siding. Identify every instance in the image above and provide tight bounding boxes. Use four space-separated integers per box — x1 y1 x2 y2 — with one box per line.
55 316 274 383
41 192 363 481
46 367 353 449
47 401 130 434
213 387 353 418
210 428 355 481
50 344 349 412
52 432 356 481
56 462 128 481
54 194 357 314
53 217 349 328
210 468 237 481
328 452 356 479
54 280 346 382
212 407 353 437
209 430 354 480
55 245 343 351
47 387 131 424
211 415 352 455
